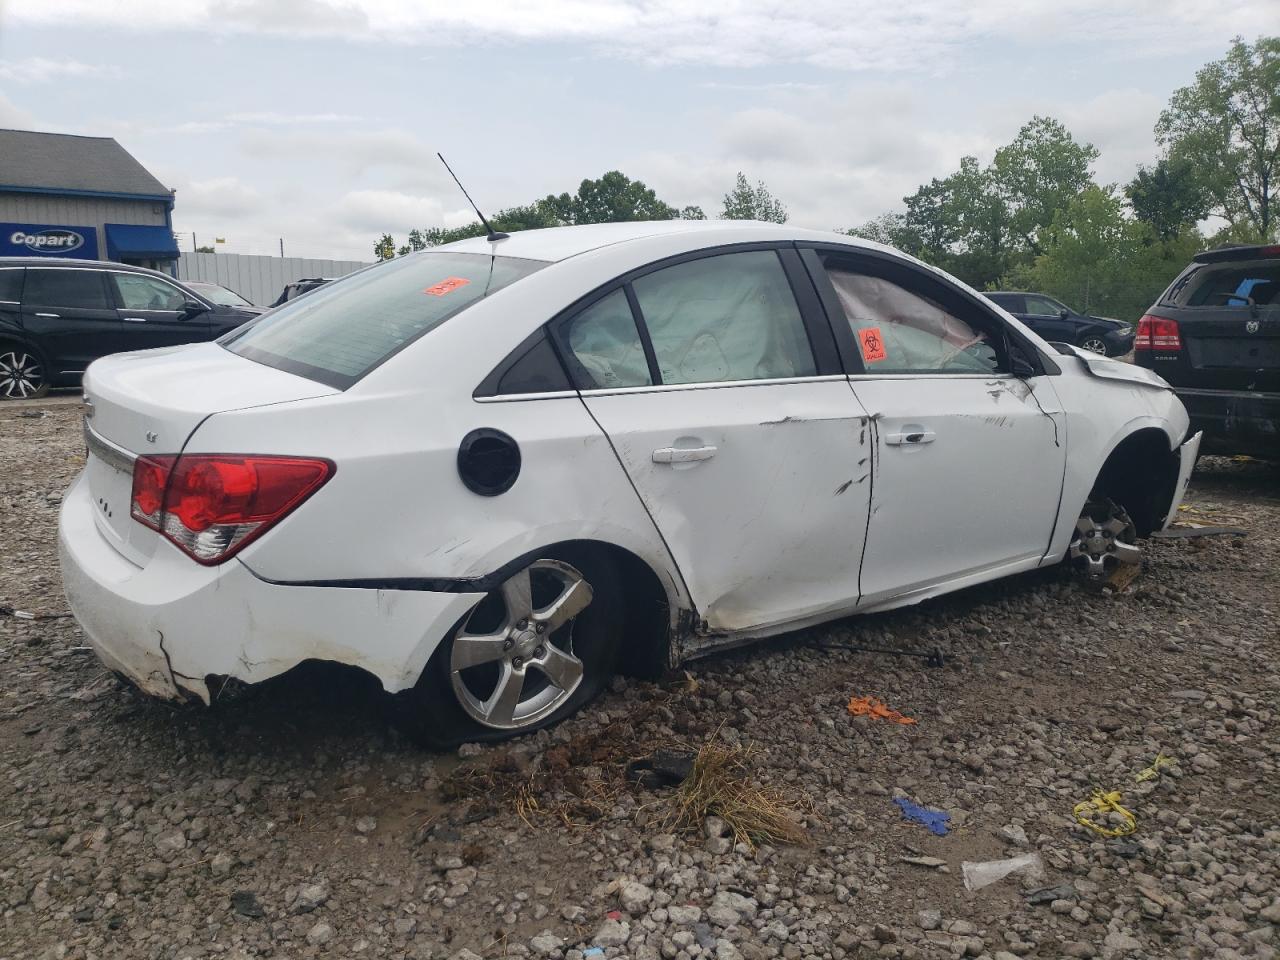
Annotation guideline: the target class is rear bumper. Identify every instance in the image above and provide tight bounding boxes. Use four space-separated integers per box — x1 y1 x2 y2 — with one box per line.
58 470 483 703
1164 431 1201 530
1173 387 1280 457
1104 329 1135 356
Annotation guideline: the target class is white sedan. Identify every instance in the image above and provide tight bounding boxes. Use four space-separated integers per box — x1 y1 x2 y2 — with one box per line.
59 221 1199 747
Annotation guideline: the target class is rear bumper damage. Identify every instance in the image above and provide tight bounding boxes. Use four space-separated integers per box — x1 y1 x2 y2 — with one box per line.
58 470 483 703
1174 387 1280 457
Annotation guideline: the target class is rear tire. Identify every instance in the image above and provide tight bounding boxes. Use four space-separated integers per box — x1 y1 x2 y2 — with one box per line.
394 546 622 750
0 345 50 400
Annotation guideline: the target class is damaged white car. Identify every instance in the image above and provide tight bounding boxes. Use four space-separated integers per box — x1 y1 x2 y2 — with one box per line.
59 221 1200 747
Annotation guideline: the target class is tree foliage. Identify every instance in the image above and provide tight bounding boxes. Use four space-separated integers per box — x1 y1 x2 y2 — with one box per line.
1156 36 1280 242
721 172 788 223
1125 158 1210 241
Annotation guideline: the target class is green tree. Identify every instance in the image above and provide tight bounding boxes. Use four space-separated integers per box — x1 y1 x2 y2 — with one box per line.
1156 36 1280 241
195 245 216 254
846 212 915 249
1125 158 1210 241
991 116 1099 254
1008 186 1201 321
679 205 707 220
542 171 681 225
373 233 396 262
721 172 788 223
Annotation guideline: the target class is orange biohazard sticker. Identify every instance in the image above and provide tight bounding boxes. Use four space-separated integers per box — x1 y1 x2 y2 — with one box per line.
858 326 887 362
423 277 471 296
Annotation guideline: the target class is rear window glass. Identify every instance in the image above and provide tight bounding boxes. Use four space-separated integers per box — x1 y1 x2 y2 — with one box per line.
222 253 546 388
1164 259 1280 308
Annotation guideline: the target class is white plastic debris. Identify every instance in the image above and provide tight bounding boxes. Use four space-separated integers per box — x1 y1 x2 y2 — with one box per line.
961 852 1044 891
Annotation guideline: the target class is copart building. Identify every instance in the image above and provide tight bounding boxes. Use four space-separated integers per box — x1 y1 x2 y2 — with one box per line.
0 128 179 274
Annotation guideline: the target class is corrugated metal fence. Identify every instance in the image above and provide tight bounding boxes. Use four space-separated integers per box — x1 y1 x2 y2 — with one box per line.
176 252 372 306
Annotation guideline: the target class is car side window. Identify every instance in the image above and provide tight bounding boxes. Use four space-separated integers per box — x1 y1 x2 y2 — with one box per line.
561 288 653 389
22 269 111 310
1023 295 1063 317
0 269 22 303
821 259 1003 375
630 250 816 385
112 274 188 311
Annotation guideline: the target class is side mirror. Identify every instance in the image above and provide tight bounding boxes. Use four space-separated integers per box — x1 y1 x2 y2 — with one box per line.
1059 308 1070 319
182 298 208 317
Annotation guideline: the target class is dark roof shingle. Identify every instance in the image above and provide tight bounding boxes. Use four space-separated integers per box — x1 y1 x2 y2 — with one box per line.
0 129 171 198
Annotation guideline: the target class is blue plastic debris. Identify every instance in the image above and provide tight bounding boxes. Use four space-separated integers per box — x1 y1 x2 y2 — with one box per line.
894 797 951 836
584 949 605 957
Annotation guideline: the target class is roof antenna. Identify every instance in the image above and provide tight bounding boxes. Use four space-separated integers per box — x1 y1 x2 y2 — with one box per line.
437 152 509 242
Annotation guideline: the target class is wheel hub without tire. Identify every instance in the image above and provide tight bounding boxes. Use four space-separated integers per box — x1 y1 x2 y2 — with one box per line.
449 559 593 730
1069 502 1140 578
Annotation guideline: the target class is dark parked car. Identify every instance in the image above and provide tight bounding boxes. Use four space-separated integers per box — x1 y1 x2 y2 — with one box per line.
270 277 333 307
0 258 263 399
987 291 1135 356
1135 243 1279 457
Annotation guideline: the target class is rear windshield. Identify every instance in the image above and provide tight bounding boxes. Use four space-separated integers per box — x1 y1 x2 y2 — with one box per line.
1163 258 1280 309
222 252 546 388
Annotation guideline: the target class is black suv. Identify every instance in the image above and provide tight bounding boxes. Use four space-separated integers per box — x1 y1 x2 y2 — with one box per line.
1135 244 1279 457
986 291 1135 356
0 258 262 399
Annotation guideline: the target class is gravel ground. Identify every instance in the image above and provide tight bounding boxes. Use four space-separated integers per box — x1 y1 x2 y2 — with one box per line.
2 400 1278 960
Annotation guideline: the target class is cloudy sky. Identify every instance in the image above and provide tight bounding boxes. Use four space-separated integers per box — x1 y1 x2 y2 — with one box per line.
1 0 1276 261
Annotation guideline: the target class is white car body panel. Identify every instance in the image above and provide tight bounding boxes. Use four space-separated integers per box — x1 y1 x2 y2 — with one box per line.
579 377 872 634
850 373 1066 606
57 221 1199 713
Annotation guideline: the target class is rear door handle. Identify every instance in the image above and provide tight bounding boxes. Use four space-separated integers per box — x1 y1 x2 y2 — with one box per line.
884 428 935 445
122 316 149 323
35 312 60 318
652 445 717 463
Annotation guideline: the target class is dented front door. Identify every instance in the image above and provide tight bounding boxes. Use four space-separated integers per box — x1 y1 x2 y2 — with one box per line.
851 374 1067 607
582 380 873 634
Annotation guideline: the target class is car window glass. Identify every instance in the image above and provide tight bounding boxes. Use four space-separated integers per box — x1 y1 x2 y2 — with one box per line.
223 253 545 389
1166 259 1280 308
562 288 652 389
631 250 815 385
112 274 188 311
0 269 21 303
1023 296 1062 316
823 263 1000 375
22 269 111 310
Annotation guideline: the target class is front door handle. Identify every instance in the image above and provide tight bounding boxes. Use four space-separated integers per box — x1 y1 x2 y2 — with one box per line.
652 445 717 463
34 312 60 318
122 316 149 323
884 428 935 445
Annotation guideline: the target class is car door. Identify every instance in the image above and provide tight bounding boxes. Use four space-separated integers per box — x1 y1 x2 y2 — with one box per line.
19 268 123 376
801 247 1067 609
1022 294 1075 342
109 272 212 351
553 246 873 635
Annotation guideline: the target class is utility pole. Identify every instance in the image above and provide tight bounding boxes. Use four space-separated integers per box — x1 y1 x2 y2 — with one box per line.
279 238 284 258
192 233 197 253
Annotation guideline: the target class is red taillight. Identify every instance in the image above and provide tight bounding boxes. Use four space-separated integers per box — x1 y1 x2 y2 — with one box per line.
1135 315 1182 352
130 454 334 564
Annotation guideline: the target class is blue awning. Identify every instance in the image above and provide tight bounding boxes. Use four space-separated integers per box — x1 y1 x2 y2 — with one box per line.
104 223 179 260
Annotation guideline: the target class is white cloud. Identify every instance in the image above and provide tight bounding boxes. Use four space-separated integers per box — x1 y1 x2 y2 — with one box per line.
0 57 119 85
8 1 1274 70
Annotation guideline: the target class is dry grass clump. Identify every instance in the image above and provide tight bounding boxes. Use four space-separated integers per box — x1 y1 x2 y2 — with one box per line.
664 741 812 849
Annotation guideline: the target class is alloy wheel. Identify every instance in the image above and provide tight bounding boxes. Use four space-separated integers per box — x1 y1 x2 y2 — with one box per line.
0 350 45 399
449 559 594 730
1080 337 1109 355
1069 498 1139 578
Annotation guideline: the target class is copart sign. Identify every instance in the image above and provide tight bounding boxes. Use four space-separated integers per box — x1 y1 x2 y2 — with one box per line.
0 222 99 259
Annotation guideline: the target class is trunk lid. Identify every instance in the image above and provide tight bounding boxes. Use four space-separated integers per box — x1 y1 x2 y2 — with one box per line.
81 342 338 566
